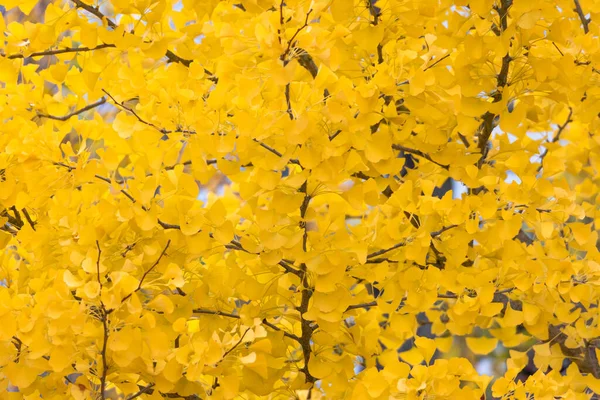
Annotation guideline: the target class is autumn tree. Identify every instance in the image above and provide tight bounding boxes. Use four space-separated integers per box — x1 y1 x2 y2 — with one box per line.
1 0 600 398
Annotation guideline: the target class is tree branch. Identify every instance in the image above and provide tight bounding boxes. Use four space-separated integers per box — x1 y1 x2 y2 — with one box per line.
102 89 170 134
423 53 450 72
4 44 115 60
574 0 591 34
537 107 573 174
366 225 457 260
345 288 516 312
126 383 155 400
69 0 213 76
37 97 106 121
477 0 513 167
95 242 109 400
120 240 171 304
392 144 449 170
193 309 301 341
193 308 240 319
21 208 36 231
261 318 301 341
297 181 316 385
253 138 302 167
216 328 252 365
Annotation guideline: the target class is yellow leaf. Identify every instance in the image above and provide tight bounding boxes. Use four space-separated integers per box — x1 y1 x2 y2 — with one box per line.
466 337 498 355
83 281 100 298
414 337 436 364
147 294 175 314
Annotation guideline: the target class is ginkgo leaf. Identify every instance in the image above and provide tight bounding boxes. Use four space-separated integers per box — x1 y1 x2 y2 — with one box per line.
466 337 498 355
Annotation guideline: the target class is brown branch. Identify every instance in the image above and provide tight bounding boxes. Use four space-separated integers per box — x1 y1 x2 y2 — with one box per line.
261 319 301 341
278 260 303 277
477 0 513 167
431 225 458 238
126 383 155 400
392 144 449 170
96 241 103 288
95 242 109 400
345 288 515 312
70 0 117 28
102 89 168 134
216 328 252 365
12 336 22 363
423 53 450 72
285 83 294 120
193 309 300 341
552 42 565 57
158 220 181 230
120 240 171 304
537 107 573 174
281 9 313 65
53 162 182 230
368 0 380 25
69 0 211 76
297 181 316 385
366 240 407 260
193 309 240 319
366 225 457 260
37 97 107 121
346 301 377 311
253 139 302 167
4 44 115 60
9 206 23 228
21 208 36 231
297 49 319 78
574 0 591 34
329 129 342 141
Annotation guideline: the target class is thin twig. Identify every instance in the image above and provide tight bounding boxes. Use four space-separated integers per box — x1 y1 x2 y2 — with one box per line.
329 129 342 141
253 139 302 167
278 260 303 277
217 328 252 365
423 53 450 72
193 309 241 319
4 44 115 60
537 107 573 173
126 383 155 400
95 242 109 400
120 240 171 304
346 301 377 311
392 144 450 170
281 9 313 64
21 209 36 231
37 97 106 121
285 83 294 120
69 0 213 76
261 319 301 341
102 89 168 134
366 225 457 260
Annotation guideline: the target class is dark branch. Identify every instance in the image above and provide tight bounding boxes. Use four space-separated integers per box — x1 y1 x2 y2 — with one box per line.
574 0 591 34
37 97 107 122
366 225 457 260
4 44 115 60
120 240 171 304
423 53 450 72
21 209 36 231
392 144 449 170
477 0 513 167
537 107 573 174
126 383 155 400
216 328 252 365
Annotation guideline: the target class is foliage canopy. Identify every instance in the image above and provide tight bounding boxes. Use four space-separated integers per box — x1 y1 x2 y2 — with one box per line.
1 0 600 399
